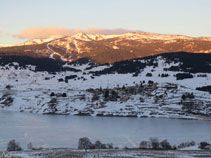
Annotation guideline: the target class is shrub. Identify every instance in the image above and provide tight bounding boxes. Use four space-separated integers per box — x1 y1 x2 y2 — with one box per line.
50 92 55 97
181 94 186 100
139 140 149 149
104 89 109 98
181 93 195 100
48 98 57 112
5 85 12 90
94 140 103 149
106 143 113 149
111 90 119 98
92 93 99 102
140 138 176 150
161 73 169 77
122 85 126 90
100 143 107 149
3 96 14 106
77 138 114 150
199 142 210 149
160 139 172 150
62 93 67 97
78 137 93 151
150 138 160 149
178 141 195 149
65 75 77 82
58 78 64 82
146 73 152 77
148 80 154 85
176 73 193 80
7 139 22 151
197 74 207 77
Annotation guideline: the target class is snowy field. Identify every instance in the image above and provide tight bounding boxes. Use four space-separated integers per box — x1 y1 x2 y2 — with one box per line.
1 148 211 158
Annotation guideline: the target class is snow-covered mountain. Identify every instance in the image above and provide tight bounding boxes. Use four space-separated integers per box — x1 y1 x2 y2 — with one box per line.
16 37 58 46
0 44 14 48
0 52 211 119
0 31 211 119
0 32 211 64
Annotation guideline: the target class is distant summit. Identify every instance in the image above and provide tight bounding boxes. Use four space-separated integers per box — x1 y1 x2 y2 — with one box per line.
0 32 211 64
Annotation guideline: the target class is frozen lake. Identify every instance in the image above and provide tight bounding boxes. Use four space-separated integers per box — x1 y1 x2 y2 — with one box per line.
0 110 211 151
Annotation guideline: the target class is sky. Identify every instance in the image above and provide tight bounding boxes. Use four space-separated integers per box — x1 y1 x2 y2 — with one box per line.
0 0 211 44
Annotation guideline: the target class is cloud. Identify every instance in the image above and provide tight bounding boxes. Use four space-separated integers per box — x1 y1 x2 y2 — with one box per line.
15 27 134 39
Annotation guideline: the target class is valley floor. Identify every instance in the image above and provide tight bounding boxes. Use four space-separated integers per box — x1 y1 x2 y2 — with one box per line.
2 148 211 158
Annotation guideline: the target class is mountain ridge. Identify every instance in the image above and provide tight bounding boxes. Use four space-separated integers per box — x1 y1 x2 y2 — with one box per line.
0 32 211 64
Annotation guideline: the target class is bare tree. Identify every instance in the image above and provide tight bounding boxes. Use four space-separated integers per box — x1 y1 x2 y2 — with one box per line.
150 138 160 149
94 140 102 149
160 139 172 150
78 137 92 151
140 140 149 149
7 139 22 151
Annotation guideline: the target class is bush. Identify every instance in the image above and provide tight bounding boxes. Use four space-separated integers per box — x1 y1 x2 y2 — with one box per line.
178 141 195 149
150 138 160 149
148 80 154 85
92 140 113 149
107 143 113 149
197 74 207 77
176 73 193 80
62 93 67 97
78 138 114 150
50 92 55 97
3 96 14 106
7 139 22 151
94 140 103 149
5 85 12 90
139 140 149 149
111 90 119 98
92 93 99 102
78 137 93 150
160 139 172 150
104 90 109 98
181 93 195 100
146 73 152 77
65 75 77 82
161 74 169 77
140 138 173 150
58 78 64 82
199 142 210 149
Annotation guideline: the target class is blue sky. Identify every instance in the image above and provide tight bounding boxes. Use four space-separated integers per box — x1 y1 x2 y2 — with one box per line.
0 0 211 44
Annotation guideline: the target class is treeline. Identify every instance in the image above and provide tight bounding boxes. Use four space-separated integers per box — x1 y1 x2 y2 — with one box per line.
196 86 211 94
5 137 211 152
161 52 211 73
0 56 80 73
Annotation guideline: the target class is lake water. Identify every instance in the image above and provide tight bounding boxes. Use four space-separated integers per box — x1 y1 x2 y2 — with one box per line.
0 110 211 151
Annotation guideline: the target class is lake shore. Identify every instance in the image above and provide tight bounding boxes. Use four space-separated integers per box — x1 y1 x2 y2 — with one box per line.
1 148 211 158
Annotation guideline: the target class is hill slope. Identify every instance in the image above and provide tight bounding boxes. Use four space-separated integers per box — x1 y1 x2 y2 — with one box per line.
0 52 211 119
